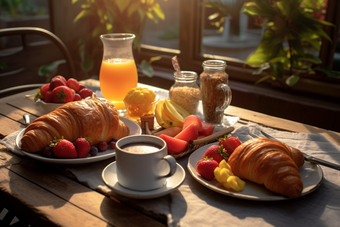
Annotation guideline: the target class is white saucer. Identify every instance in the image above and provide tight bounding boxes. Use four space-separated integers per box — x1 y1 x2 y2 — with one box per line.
102 162 185 199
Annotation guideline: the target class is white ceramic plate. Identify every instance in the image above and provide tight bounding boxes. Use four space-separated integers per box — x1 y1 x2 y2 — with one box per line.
102 162 185 199
187 142 324 201
16 117 141 165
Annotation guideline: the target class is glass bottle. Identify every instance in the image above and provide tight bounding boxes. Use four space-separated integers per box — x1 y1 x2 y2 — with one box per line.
99 33 138 111
169 71 201 115
200 60 232 125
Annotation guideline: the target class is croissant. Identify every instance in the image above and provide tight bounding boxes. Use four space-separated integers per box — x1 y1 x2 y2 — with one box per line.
228 138 305 198
21 98 130 153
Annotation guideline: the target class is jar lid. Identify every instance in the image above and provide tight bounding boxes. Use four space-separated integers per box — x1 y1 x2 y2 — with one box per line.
174 71 198 81
202 60 226 69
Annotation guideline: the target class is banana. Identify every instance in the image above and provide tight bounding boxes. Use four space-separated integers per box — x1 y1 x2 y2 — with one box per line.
163 99 184 124
155 100 171 128
168 100 190 119
161 106 183 128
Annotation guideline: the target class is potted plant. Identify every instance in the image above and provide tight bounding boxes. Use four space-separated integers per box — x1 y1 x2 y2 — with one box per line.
242 0 340 89
71 0 166 78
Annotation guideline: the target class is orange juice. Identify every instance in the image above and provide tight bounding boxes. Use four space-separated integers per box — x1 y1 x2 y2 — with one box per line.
99 59 138 110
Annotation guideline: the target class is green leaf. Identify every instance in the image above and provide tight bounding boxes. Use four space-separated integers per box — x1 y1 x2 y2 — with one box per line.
152 3 165 20
139 60 154 78
73 9 93 23
255 75 272 85
286 74 300 87
72 0 79 4
128 2 139 17
252 63 270 75
150 56 162 63
297 54 322 64
38 60 66 77
314 67 340 79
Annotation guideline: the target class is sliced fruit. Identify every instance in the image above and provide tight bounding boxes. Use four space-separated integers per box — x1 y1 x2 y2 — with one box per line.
159 134 188 154
153 127 182 137
183 115 203 132
168 100 190 119
227 176 245 192
162 107 182 127
155 100 171 128
163 99 184 124
200 122 215 136
174 123 198 142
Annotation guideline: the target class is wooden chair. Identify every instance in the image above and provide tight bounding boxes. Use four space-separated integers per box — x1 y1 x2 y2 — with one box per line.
0 27 76 97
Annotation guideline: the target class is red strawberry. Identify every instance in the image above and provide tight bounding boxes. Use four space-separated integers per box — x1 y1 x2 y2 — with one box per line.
75 138 91 158
54 75 67 83
196 157 219 181
219 136 242 156
202 145 224 163
52 86 75 103
52 138 77 159
50 76 67 90
73 93 82 101
78 88 93 99
67 78 80 92
78 84 87 91
44 90 54 103
40 83 51 98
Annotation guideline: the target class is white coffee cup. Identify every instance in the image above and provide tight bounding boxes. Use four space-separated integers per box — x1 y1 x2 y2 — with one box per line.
115 135 177 191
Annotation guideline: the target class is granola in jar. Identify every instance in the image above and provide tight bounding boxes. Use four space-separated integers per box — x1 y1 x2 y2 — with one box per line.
200 60 232 124
169 71 201 115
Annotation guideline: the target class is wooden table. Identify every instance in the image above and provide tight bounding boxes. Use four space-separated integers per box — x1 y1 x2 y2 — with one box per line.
1 79 340 227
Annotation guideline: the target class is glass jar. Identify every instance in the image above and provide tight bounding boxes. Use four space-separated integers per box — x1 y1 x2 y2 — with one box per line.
169 71 201 115
200 60 232 125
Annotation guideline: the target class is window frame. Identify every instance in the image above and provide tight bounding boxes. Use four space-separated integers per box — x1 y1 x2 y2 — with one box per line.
139 0 340 99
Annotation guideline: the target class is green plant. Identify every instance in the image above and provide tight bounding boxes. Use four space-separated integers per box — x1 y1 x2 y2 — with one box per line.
204 0 248 33
71 0 166 78
243 0 340 88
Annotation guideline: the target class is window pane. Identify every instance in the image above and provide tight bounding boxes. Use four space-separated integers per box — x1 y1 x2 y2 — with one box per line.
141 0 180 51
201 1 262 61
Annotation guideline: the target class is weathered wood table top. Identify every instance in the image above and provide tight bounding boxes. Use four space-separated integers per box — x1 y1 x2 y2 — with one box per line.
1 79 339 227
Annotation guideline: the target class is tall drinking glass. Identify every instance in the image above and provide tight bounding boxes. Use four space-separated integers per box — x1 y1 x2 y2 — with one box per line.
99 33 138 111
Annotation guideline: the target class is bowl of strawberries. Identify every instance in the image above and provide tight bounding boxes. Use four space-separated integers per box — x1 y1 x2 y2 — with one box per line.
34 75 95 112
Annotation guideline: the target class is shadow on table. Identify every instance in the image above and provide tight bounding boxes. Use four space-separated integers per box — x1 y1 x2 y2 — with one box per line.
183 170 340 227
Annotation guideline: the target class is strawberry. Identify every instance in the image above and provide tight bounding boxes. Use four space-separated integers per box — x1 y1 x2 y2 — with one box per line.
54 75 67 84
78 88 93 99
196 157 219 181
78 84 87 91
202 145 224 163
219 136 242 156
73 93 82 101
40 83 51 98
50 76 67 90
51 138 77 159
52 86 75 103
67 78 80 92
75 137 91 158
44 90 54 103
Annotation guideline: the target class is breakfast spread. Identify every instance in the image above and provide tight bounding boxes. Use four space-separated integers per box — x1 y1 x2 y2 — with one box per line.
21 98 130 153
35 75 94 103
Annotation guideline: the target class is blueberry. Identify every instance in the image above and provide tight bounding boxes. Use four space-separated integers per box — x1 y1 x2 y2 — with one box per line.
109 141 116 149
111 138 118 143
41 147 54 158
89 146 99 156
98 142 108 152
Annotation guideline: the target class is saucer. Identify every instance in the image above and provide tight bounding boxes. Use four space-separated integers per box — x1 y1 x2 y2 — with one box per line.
102 162 185 199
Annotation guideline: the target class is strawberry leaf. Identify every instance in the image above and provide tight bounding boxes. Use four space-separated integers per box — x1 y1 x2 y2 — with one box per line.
217 145 230 161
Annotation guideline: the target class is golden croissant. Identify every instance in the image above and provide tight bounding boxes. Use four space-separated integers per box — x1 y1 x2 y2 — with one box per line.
228 138 305 198
21 98 130 153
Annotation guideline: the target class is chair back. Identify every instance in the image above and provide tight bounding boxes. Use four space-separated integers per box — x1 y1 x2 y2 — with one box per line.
0 27 76 96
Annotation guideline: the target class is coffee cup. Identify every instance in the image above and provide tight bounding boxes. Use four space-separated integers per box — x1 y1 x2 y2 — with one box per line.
115 135 177 191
